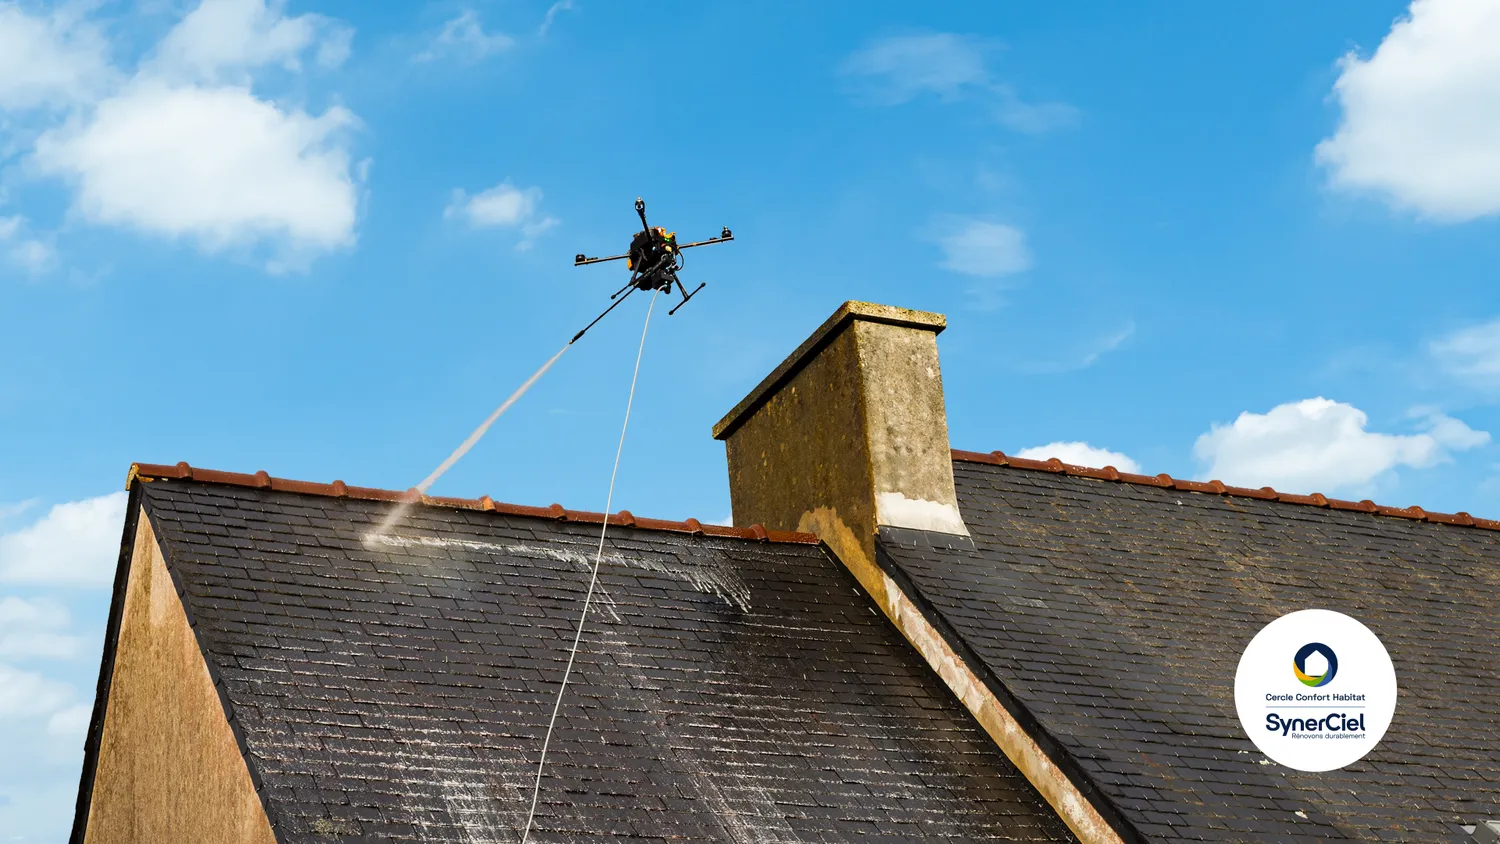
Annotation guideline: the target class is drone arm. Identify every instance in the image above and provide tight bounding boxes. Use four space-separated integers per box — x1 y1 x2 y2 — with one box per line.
574 252 630 266
676 227 734 251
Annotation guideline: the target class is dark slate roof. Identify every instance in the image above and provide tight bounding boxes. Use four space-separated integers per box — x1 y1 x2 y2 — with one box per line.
876 457 1500 843
117 476 1077 843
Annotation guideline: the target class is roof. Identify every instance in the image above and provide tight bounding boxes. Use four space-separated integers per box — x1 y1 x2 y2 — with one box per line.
951 450 1500 531
97 469 1080 842
876 453 1500 842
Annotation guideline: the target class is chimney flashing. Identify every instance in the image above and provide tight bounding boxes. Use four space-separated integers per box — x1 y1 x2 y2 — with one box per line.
876 490 969 535
712 301 945 441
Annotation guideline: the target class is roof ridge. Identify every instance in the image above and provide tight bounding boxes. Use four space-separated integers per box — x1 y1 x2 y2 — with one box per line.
951 449 1500 532
127 462 818 545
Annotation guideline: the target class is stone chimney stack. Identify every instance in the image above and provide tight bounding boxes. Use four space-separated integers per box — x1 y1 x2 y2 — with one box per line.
712 301 966 587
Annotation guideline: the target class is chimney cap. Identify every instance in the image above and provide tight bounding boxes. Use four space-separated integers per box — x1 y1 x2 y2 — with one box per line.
712 301 945 440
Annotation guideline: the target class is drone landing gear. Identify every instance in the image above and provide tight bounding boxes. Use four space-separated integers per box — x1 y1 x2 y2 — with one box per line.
571 276 706 344
669 280 705 316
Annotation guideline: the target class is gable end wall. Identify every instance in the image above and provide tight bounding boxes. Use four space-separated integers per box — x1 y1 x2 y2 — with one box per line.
79 508 276 844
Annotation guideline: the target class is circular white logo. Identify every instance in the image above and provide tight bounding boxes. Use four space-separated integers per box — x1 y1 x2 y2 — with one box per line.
1234 609 1397 772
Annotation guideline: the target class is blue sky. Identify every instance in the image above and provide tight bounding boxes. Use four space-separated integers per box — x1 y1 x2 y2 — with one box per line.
4 0 1500 839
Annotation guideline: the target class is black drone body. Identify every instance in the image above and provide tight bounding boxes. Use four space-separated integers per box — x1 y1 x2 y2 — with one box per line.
570 198 733 342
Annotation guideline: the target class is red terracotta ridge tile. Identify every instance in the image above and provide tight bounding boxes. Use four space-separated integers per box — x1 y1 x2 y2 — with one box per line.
347 486 410 503
951 449 1008 465
953 449 1497 532
422 493 479 508
1013 456 1058 472
127 462 818 545
1065 465 1116 481
1273 491 1322 506
491 502 556 520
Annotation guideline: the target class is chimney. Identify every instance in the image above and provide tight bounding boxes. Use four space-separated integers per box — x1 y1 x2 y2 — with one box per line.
713 301 966 586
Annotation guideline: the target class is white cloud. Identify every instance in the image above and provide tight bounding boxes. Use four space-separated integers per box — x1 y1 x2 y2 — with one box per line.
0 500 37 522
933 219 1031 277
841 33 989 105
993 94 1079 134
0 492 127 587
1014 442 1142 474
0 596 81 660
0 630 82 661
0 663 70 718
0 3 114 110
146 0 351 84
445 181 559 249
7 237 55 273
1021 322 1137 374
6 0 364 270
448 183 536 226
34 82 360 264
0 214 56 274
1078 323 1135 368
0 780 87 843
1193 398 1489 494
1317 0 1500 221
1431 317 1500 388
1416 406 1493 450
0 596 69 629
840 32 1075 132
314 26 353 70
415 9 513 63
0 496 106 841
46 703 90 739
538 0 573 37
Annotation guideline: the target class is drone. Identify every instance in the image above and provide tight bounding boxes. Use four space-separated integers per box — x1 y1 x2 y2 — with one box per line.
570 198 733 343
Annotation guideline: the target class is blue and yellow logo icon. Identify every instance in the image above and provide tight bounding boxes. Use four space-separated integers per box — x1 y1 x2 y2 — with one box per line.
1293 642 1338 687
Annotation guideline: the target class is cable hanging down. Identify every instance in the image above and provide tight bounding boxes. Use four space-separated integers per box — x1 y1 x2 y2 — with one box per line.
520 289 660 844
